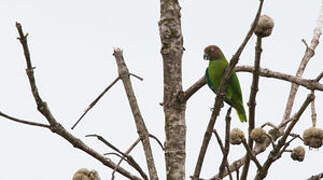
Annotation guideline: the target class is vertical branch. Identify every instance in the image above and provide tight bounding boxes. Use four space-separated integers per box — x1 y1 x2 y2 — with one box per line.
159 0 186 180
113 48 158 180
241 35 263 180
311 91 317 127
218 108 232 179
280 0 323 130
193 1 264 178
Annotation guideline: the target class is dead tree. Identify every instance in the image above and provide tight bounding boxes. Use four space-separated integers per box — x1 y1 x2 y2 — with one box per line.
1 0 323 180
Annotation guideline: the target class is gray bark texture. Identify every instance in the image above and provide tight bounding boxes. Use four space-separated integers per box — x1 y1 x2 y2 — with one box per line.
158 0 186 179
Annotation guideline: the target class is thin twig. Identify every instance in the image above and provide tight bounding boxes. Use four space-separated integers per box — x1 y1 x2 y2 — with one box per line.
241 138 262 170
111 138 148 180
261 122 279 130
213 130 225 154
15 22 141 180
218 108 233 179
264 133 276 149
149 134 165 151
289 133 304 142
113 48 158 180
86 134 124 155
130 73 144 81
212 130 233 180
315 71 323 81
311 91 317 127
276 136 298 160
104 152 125 158
307 172 323 180
87 134 148 180
105 152 148 180
71 76 121 129
192 1 265 179
235 163 240 180
0 111 50 128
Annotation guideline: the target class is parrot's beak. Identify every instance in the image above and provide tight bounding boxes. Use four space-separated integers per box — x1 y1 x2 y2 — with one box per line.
203 53 208 60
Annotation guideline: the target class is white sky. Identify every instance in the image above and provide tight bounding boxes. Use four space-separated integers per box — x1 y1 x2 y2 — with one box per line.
0 0 322 179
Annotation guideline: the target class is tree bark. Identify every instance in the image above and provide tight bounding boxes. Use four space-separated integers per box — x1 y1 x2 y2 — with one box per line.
158 0 186 179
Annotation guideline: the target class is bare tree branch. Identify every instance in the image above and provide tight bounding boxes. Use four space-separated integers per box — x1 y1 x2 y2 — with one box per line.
241 138 262 170
213 130 233 180
111 138 147 180
0 111 50 128
241 35 263 180
311 91 317 127
308 172 323 180
105 152 148 180
113 48 158 180
217 108 233 179
149 134 165 151
159 0 186 179
15 22 141 180
192 1 265 178
280 0 323 132
236 67 323 91
184 67 323 103
86 134 125 155
255 94 314 179
71 76 121 130
213 94 314 179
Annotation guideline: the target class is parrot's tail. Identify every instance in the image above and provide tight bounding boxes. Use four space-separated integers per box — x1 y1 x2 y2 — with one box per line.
236 103 247 122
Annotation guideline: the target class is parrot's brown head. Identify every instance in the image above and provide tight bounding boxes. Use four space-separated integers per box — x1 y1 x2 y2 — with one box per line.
203 45 224 61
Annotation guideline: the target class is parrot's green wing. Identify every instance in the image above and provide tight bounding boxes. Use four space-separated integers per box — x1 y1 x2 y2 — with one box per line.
205 68 215 93
226 71 243 104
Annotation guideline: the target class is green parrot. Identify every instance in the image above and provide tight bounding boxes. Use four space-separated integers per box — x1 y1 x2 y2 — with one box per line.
204 45 247 122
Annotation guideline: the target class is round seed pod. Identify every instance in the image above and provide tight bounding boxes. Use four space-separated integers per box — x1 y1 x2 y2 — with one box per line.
291 146 305 162
73 168 100 180
268 128 281 141
254 15 274 37
250 127 267 144
230 128 245 145
303 127 323 148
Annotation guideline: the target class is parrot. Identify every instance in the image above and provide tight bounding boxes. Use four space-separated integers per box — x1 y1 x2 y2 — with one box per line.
204 45 247 122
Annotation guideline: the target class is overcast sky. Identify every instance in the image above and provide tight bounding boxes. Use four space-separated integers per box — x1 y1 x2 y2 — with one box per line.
0 0 322 179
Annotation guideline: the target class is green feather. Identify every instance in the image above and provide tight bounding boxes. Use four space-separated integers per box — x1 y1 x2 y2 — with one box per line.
205 57 247 122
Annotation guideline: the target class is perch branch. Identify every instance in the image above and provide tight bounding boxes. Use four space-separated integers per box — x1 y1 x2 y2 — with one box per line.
113 48 158 180
192 1 264 179
183 66 323 103
16 22 141 180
